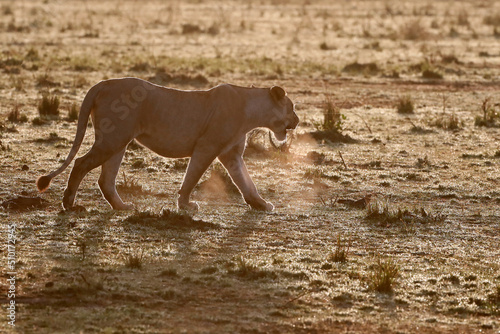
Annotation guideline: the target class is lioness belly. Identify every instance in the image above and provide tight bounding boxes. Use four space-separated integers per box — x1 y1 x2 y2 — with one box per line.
135 133 195 158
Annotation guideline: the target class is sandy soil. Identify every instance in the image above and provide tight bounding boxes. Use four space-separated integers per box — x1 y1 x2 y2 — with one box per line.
0 1 499 333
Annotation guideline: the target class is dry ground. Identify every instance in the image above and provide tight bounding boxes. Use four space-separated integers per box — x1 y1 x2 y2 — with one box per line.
0 0 499 333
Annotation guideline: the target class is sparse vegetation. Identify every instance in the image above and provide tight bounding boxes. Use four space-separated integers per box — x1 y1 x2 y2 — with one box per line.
124 247 145 269
328 234 351 263
228 256 278 280
7 105 28 123
320 95 345 132
397 95 415 114
342 61 379 76
68 103 78 121
475 97 499 127
310 95 355 143
483 13 500 27
429 113 463 130
366 199 447 225
116 171 145 194
1 1 499 333
368 256 400 293
401 19 429 40
38 95 60 118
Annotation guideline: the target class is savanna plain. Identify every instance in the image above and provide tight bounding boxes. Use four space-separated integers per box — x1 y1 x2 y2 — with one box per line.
0 0 499 333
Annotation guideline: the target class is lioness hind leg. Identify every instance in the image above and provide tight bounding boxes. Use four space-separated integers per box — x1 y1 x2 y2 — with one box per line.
63 146 120 210
98 148 133 210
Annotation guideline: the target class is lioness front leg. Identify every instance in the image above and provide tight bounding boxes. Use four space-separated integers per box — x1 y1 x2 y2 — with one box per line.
218 144 274 211
177 149 218 211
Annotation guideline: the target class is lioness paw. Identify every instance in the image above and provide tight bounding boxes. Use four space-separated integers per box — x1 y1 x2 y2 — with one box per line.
178 200 199 212
249 200 274 212
263 202 274 211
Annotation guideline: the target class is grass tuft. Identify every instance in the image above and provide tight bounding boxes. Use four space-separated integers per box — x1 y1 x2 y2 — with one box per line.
366 199 446 225
68 103 78 121
328 234 351 263
429 113 463 130
422 69 443 80
475 97 499 127
228 256 278 281
310 95 355 143
125 248 145 269
116 171 145 194
368 256 400 293
38 95 60 118
484 13 500 27
401 20 429 40
7 105 28 123
397 95 415 114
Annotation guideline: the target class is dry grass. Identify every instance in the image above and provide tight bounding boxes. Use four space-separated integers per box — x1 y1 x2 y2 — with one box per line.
37 95 60 118
1 1 500 333
368 256 400 293
328 234 351 263
397 95 415 114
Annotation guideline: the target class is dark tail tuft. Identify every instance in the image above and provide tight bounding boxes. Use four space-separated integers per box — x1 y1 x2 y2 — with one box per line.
36 175 52 193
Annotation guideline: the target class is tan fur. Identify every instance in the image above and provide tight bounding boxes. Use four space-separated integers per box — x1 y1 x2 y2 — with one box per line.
37 78 299 211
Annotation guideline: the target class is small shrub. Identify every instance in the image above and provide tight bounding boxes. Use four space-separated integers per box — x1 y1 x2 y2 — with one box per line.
342 62 379 76
25 47 40 61
75 238 88 261
38 95 60 118
397 95 415 114
131 158 146 169
368 256 400 293
125 248 145 269
483 13 500 27
159 268 179 277
429 113 463 130
2 5 13 15
487 284 500 305
172 158 189 171
309 96 356 143
366 199 447 225
303 167 325 180
68 103 78 121
475 97 499 127
182 23 203 34
494 27 500 38
401 20 429 40
11 77 24 91
229 256 278 280
422 69 443 80
7 105 28 123
328 234 351 263
117 172 145 194
32 117 48 126
319 42 336 51
319 95 346 132
457 9 470 27
161 289 178 300
36 74 58 87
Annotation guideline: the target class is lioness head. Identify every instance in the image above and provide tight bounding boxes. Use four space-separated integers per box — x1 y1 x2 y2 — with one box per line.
269 86 299 141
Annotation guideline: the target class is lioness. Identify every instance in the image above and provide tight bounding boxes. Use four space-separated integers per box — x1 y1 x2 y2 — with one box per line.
37 78 299 211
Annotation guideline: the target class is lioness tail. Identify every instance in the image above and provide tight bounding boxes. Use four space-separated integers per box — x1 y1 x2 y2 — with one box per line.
36 82 102 192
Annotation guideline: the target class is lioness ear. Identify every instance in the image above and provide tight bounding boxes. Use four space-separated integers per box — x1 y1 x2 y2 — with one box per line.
270 86 286 101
